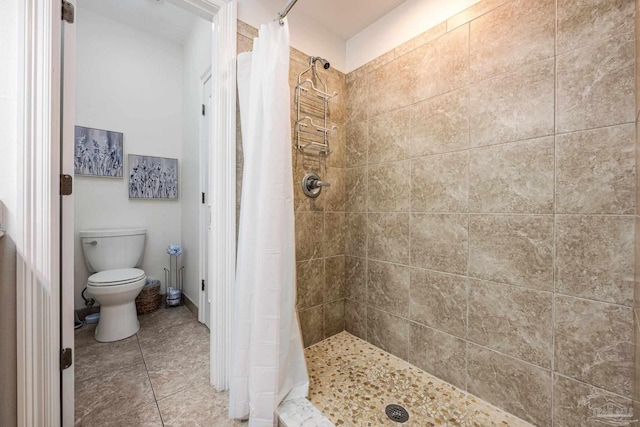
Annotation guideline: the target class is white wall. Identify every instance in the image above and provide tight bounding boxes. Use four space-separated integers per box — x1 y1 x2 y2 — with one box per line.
74 8 184 309
181 19 211 307
346 0 480 71
238 0 346 72
0 0 19 238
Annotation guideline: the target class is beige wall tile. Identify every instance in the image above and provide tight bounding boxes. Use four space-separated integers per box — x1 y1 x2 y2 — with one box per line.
367 260 410 315
367 307 410 360
467 344 553 426
394 22 447 57
345 299 367 340
346 72 369 124
556 33 635 134
411 151 469 213
410 268 467 338
470 59 555 147
469 215 553 290
296 260 324 310
368 108 411 164
237 34 253 54
557 0 635 54
446 0 510 32
324 212 345 257
469 0 555 81
345 213 367 258
367 161 411 212
555 295 634 397
324 167 345 212
293 154 324 212
409 323 466 389
299 306 324 348
324 256 346 302
410 214 468 275
237 20 258 39
367 213 410 264
327 74 347 126
346 256 367 302
469 137 555 213
468 279 553 368
556 124 636 214
368 52 417 119
553 374 634 427
555 215 634 306
357 49 396 77
295 211 324 261
410 88 469 157
346 122 367 168
324 299 345 338
410 24 470 103
345 167 367 212
327 125 345 169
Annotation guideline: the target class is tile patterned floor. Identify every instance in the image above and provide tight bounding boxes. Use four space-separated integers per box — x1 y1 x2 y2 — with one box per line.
74 306 243 427
306 332 535 427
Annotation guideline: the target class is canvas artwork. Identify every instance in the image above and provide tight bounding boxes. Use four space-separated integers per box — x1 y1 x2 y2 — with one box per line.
74 126 124 178
129 154 179 199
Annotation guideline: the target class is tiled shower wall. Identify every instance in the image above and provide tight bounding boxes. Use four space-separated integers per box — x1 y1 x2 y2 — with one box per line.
343 0 636 425
236 22 347 348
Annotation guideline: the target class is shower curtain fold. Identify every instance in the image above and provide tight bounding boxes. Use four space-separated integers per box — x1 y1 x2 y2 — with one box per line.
230 18 309 427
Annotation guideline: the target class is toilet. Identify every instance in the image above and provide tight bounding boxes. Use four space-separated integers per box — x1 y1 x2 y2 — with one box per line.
80 228 147 342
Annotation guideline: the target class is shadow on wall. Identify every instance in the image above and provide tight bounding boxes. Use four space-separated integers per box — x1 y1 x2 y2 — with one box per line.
0 231 17 426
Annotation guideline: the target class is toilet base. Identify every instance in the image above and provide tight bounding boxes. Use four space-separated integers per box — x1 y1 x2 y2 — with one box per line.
95 300 140 342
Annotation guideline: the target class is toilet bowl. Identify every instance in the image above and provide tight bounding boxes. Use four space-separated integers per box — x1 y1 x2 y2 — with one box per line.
88 268 146 342
80 228 147 342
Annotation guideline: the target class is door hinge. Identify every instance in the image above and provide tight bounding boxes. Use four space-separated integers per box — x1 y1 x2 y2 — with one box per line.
202 104 205 116
60 348 72 370
201 280 205 291
60 174 73 196
62 0 75 23
201 192 205 204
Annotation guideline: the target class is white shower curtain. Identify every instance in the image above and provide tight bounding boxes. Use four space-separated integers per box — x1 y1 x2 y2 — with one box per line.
230 18 309 427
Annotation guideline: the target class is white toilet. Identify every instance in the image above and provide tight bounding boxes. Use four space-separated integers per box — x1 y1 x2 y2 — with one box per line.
80 228 147 342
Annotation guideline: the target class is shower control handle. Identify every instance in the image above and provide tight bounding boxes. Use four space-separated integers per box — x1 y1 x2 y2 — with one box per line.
311 179 331 188
302 172 330 198
84 240 98 246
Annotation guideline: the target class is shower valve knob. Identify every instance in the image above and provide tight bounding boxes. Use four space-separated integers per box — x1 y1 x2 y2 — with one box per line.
302 172 330 198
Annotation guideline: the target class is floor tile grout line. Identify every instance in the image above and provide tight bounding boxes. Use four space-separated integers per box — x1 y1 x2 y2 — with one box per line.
136 333 165 426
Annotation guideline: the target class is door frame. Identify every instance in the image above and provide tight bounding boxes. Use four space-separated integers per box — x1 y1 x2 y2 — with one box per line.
199 70 212 327
17 0 237 424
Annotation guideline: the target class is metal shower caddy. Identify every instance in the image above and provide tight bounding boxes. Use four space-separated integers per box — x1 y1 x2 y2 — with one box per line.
294 57 338 156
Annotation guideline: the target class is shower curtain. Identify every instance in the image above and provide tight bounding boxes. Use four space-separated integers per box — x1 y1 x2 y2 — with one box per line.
230 18 309 427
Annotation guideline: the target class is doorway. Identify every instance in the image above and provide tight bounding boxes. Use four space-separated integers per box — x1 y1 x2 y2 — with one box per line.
52 0 236 425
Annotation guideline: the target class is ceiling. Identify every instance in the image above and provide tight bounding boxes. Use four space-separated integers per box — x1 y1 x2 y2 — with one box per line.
78 0 412 45
78 0 202 45
292 0 408 40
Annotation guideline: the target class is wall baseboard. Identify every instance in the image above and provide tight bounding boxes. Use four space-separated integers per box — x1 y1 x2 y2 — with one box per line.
184 294 199 319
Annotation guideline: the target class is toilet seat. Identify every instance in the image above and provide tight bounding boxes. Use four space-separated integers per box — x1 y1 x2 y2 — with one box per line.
88 268 145 287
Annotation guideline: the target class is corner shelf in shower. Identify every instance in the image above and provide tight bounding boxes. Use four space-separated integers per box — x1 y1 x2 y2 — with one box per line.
294 61 337 156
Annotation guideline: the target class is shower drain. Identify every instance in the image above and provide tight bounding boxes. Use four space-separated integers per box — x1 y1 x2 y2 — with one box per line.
385 404 410 423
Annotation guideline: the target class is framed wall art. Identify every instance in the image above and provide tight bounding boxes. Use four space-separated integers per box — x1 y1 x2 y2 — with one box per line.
128 154 179 199
74 126 124 178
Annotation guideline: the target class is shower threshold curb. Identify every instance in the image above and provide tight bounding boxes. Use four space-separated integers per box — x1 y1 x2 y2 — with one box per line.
277 397 335 427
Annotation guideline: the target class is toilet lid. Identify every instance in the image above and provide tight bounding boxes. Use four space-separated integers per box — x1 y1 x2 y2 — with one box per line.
88 268 145 287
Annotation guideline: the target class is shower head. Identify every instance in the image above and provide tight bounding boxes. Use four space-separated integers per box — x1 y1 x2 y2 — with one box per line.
311 56 331 70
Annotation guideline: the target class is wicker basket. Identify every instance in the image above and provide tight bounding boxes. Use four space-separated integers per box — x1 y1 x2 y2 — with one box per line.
136 280 161 315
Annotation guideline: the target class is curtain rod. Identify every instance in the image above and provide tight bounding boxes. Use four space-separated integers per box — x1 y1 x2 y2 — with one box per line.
277 0 299 23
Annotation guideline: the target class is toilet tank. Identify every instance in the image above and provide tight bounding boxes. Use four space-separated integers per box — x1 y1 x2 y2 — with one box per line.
80 228 146 273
